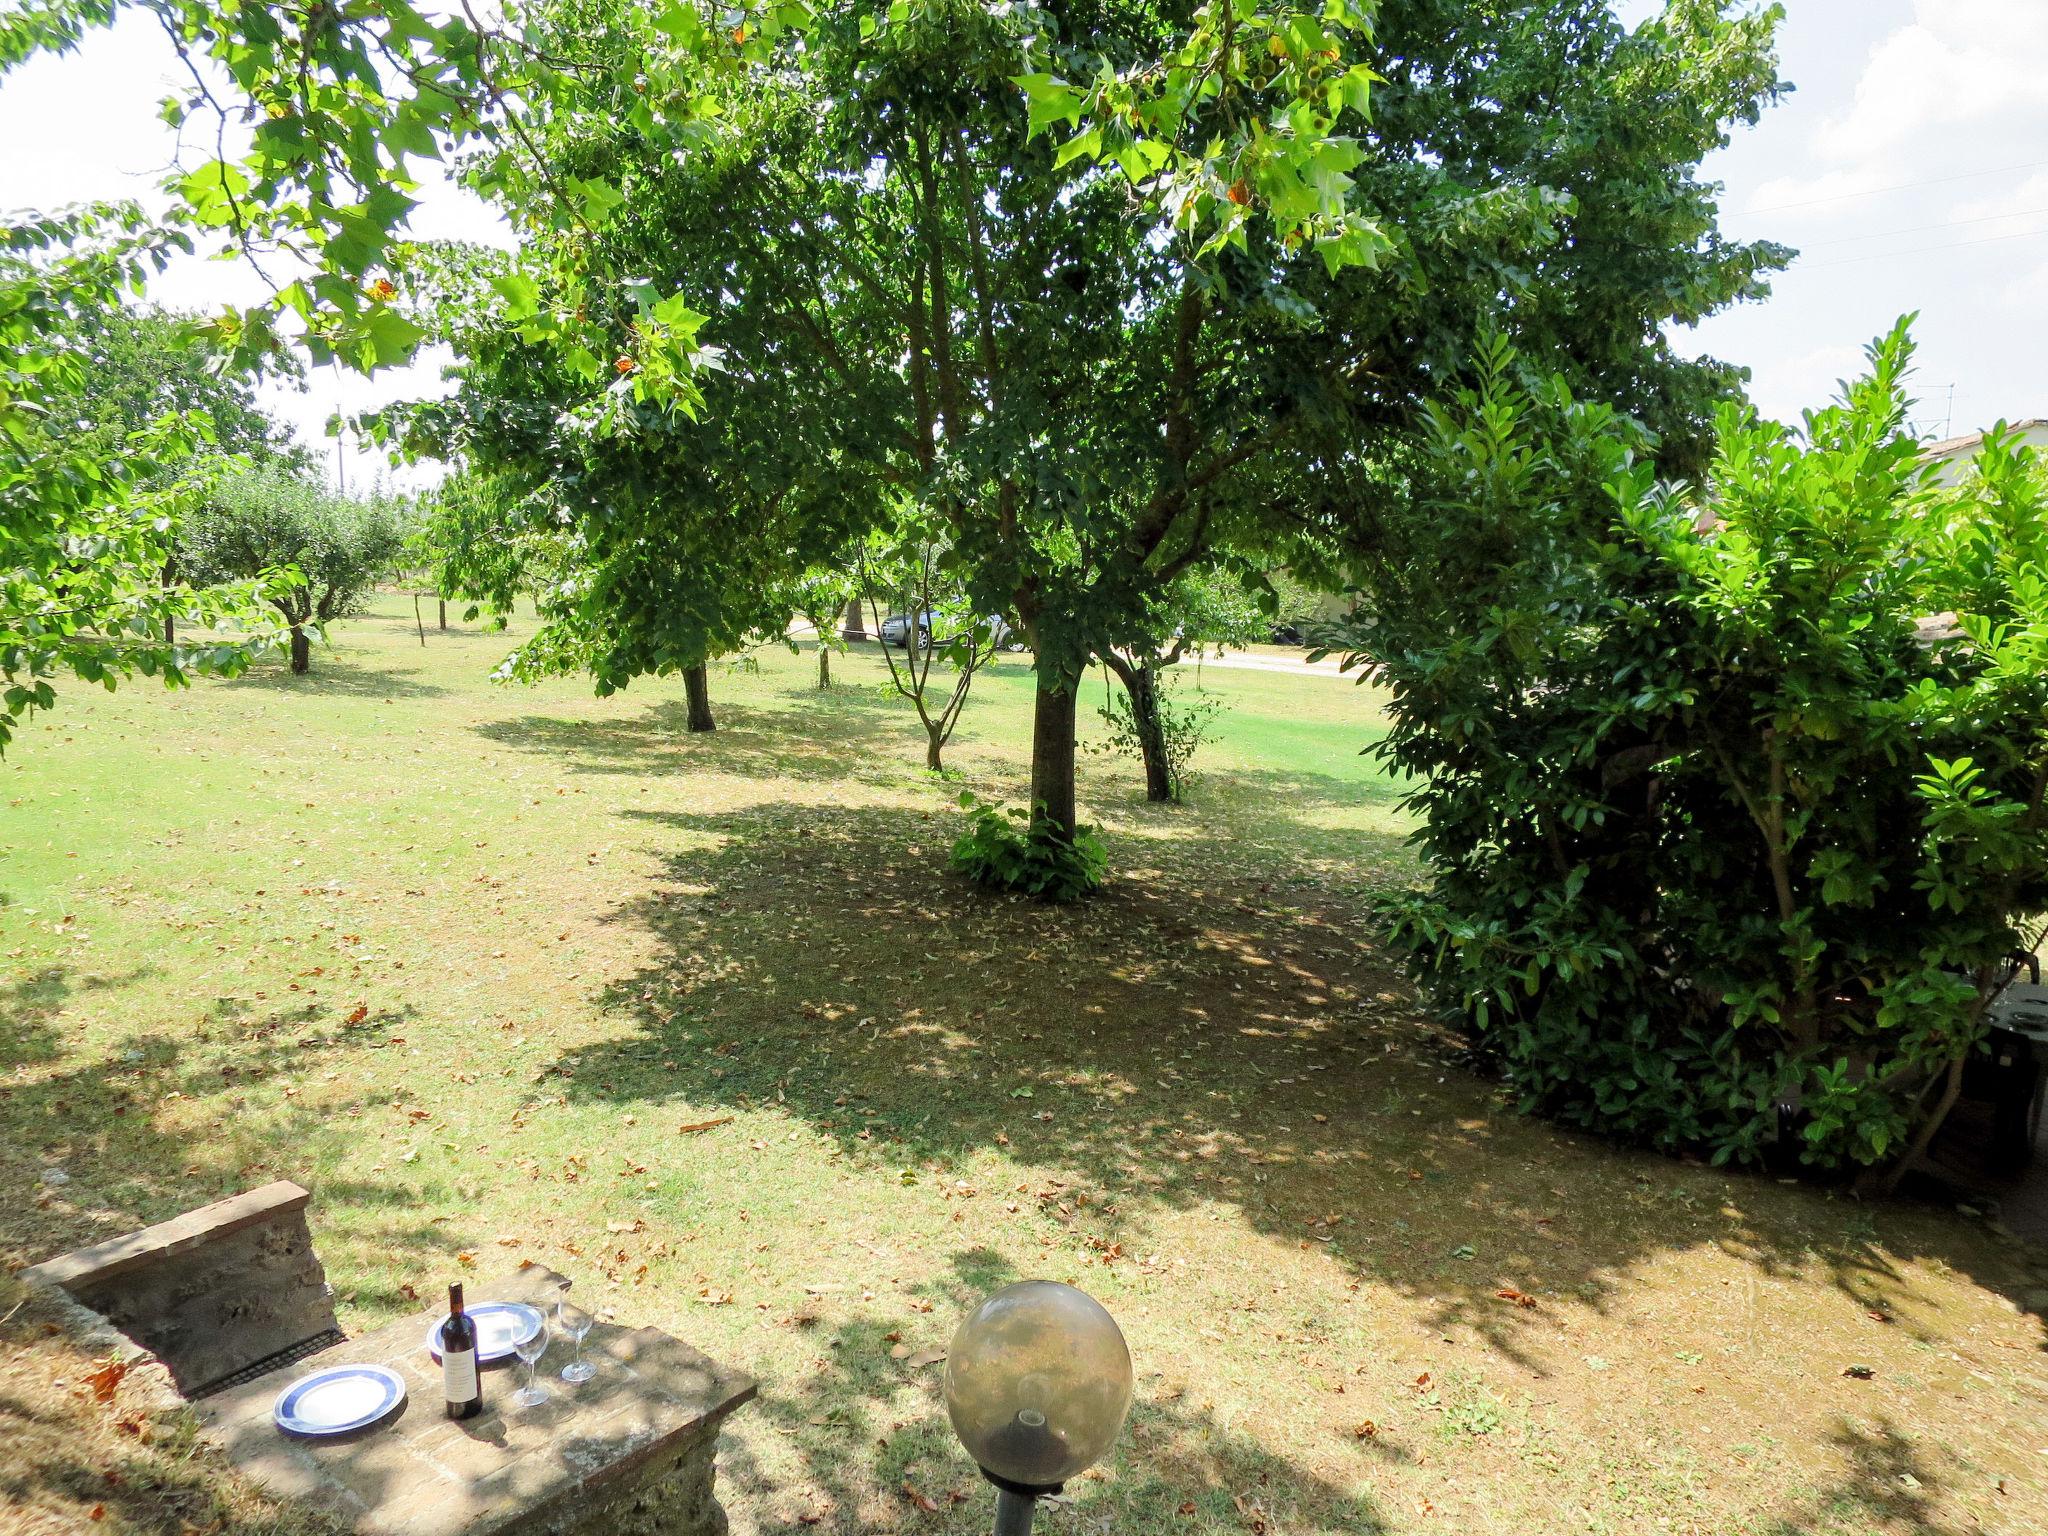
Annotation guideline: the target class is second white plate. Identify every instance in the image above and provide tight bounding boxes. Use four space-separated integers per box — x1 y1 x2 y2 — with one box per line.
423 1301 545 1365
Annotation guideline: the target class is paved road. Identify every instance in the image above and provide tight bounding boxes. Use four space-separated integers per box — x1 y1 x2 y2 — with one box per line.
795 625 1353 679
1164 648 1349 678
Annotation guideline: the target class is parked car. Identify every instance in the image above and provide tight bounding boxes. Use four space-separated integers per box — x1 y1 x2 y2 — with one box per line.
880 612 1027 652
879 610 936 648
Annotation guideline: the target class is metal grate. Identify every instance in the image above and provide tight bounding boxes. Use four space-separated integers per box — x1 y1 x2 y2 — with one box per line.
191 1327 348 1399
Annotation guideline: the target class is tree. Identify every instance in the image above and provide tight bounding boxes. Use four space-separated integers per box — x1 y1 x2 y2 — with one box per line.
182 465 408 673
1098 567 1275 802
39 303 310 642
858 517 1003 773
455 0 1785 887
777 566 858 690
14 1 1787 877
47 303 304 472
396 234 866 736
1324 322 2048 1186
2 206 292 751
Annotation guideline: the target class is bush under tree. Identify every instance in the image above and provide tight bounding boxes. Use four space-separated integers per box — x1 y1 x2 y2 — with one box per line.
1327 323 2048 1185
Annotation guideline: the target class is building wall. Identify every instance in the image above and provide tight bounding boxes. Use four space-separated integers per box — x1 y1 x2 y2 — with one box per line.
1925 421 2048 487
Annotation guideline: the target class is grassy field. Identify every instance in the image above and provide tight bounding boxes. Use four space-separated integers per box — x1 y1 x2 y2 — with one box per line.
4 594 2047 1536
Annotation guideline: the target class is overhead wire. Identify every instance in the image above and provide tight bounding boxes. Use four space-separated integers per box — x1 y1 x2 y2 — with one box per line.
1743 158 2048 215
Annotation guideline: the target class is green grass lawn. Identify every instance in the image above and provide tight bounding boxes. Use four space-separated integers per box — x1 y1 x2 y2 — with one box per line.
4 595 2046 1536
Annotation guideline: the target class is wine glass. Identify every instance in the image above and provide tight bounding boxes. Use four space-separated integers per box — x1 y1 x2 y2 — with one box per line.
512 1315 550 1408
558 1302 594 1384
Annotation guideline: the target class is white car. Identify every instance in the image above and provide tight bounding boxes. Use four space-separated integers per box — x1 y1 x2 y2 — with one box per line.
879 610 937 647
879 612 1026 651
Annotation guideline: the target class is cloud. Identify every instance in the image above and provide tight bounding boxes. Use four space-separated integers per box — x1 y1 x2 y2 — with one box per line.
1814 1 2048 163
1745 167 1889 216
1951 171 2048 223
1743 1 2048 220
1996 253 2048 314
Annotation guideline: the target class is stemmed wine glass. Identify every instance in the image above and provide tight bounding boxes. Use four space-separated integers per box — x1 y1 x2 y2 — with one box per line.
511 1315 550 1408
558 1301 594 1384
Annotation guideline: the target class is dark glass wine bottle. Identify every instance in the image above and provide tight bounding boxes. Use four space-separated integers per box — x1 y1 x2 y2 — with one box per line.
442 1282 483 1420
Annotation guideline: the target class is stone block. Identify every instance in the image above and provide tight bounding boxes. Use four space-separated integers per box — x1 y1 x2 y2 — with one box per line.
22 1180 338 1396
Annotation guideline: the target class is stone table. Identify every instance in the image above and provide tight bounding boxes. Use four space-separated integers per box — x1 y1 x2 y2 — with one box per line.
195 1266 755 1536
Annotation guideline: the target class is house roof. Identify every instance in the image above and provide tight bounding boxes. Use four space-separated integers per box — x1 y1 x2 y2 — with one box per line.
1923 418 2048 460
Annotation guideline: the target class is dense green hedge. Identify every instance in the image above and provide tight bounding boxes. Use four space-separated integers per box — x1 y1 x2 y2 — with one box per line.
1331 325 2048 1179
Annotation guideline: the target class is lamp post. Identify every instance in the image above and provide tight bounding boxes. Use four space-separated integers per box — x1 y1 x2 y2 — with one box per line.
943 1281 1135 1536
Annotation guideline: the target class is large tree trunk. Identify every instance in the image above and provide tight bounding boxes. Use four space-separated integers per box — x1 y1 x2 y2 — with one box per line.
1029 675 1078 841
289 626 311 674
926 728 944 773
818 646 831 690
840 595 867 642
684 663 715 733
1105 653 1172 802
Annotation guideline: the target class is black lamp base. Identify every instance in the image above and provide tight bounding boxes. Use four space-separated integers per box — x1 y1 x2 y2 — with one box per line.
979 1466 1064 1499
992 1487 1038 1536
979 1466 1063 1536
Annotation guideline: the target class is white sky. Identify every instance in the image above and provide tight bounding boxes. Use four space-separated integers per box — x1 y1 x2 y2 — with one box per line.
1 1 2042 487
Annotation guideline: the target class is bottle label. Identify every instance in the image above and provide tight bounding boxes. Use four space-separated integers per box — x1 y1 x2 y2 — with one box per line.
443 1343 479 1403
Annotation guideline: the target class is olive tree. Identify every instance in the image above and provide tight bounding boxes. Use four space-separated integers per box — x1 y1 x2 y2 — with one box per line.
183 466 408 673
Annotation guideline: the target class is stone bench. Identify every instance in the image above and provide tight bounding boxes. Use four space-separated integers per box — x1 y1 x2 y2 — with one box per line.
23 1187 754 1536
21 1180 340 1397
194 1263 756 1536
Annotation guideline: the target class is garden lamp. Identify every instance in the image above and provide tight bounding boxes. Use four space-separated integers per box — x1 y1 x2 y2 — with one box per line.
944 1280 1135 1535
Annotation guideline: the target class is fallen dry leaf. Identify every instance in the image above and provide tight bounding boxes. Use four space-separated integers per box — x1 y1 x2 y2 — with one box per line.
82 1359 128 1404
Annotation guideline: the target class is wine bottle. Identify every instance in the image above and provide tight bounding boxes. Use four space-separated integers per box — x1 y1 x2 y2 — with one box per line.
442 1282 483 1420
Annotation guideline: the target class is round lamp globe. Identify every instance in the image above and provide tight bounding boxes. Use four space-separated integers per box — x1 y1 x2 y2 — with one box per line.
944 1280 1135 1491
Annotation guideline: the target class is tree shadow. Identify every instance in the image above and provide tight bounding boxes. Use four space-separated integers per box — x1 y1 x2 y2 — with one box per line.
472 686 949 790
1 991 459 1278
1756 1417 1982 1535
1216 763 1409 817
715 1246 1393 1533
218 647 450 701
537 797 2048 1389
0 964 159 1069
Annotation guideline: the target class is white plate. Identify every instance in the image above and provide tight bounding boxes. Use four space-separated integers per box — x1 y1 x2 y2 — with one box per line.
272 1364 406 1436
424 1301 545 1365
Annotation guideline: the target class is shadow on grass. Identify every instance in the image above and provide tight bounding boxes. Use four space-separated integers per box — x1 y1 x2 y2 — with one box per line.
0 964 160 1069
217 646 451 701
718 1247 1394 1534
472 683 948 790
1756 1418 1980 1536
0 984 459 1279
1217 762 1409 816
524 797 2048 1385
